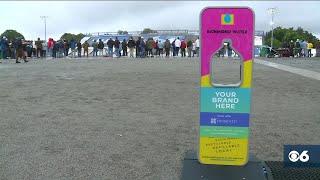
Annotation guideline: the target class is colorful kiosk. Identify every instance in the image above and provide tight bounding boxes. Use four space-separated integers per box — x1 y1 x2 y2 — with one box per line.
182 7 270 180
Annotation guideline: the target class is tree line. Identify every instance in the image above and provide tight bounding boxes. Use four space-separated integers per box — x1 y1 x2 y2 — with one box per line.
264 27 320 48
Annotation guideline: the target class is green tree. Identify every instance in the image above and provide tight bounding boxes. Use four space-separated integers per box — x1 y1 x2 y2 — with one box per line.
0 29 25 42
265 27 320 48
117 30 128 35
141 28 157 34
60 33 85 42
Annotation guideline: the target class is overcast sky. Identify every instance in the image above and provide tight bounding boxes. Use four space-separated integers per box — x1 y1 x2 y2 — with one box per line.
1 1 319 40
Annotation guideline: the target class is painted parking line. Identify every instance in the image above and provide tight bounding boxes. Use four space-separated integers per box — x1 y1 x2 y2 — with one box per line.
255 59 320 81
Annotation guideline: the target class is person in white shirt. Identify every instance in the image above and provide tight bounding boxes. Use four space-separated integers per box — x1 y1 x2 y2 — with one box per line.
192 42 196 57
195 37 200 57
174 37 181 57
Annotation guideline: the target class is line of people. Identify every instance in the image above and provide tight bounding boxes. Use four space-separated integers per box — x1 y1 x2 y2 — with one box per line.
90 36 200 58
0 36 201 63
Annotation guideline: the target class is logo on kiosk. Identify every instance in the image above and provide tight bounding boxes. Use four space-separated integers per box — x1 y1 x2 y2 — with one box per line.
221 14 234 25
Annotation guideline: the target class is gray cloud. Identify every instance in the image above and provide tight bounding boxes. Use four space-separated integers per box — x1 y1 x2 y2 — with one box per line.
0 1 319 40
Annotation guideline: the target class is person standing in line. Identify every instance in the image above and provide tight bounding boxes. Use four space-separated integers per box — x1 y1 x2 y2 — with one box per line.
295 39 301 57
77 41 82 57
195 37 200 57
122 39 128 56
0 37 9 60
82 41 89 57
114 37 120 58
140 37 146 58
180 39 186 57
98 39 104 56
52 40 57 58
192 41 196 57
172 39 176 57
164 39 171 58
146 38 153 57
135 37 141 58
151 38 156 58
70 39 77 58
307 41 313 57
158 40 164 57
0 38 3 62
174 37 181 57
47 38 54 57
92 40 98 56
35 37 43 58
128 37 135 58
15 38 28 63
107 38 114 57
187 39 193 58
155 40 159 57
64 40 69 57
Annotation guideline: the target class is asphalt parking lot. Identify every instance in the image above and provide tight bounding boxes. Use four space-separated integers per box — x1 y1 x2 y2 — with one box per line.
1 57 319 179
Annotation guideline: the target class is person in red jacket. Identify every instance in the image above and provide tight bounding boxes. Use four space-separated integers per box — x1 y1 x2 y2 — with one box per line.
180 40 187 57
47 38 54 57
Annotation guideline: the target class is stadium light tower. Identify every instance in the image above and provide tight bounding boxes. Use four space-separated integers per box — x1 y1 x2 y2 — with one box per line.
40 16 48 42
267 8 277 49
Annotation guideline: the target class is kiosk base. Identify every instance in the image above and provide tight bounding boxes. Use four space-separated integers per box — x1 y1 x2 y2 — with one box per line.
181 151 272 180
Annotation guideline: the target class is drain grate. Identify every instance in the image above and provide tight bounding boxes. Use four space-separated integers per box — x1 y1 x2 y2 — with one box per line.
265 161 320 180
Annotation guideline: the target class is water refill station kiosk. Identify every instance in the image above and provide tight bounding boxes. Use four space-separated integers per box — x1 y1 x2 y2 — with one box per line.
182 7 271 180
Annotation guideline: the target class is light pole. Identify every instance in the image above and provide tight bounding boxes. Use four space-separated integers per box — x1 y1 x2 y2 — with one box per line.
40 16 48 42
267 8 277 50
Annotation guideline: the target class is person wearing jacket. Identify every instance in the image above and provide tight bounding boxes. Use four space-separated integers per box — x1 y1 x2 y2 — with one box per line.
107 38 114 57
64 40 69 57
151 39 156 58
181 40 187 57
114 37 120 58
77 41 82 57
195 37 200 57
69 39 77 58
47 38 54 57
187 40 193 58
164 39 171 57
158 40 164 57
15 38 28 63
82 41 89 57
122 39 127 56
174 37 181 57
0 37 9 60
136 37 141 58
92 40 98 56
127 37 135 58
139 38 146 58
98 39 104 56
35 37 43 58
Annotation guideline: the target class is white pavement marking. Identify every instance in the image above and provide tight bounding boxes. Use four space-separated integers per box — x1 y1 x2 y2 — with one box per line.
255 59 320 81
